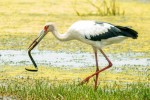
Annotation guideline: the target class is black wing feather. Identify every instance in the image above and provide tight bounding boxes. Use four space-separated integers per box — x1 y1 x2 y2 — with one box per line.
85 22 138 41
115 26 138 39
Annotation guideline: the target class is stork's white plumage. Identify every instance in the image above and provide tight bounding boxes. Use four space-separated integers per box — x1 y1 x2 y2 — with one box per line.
26 20 138 90
66 20 132 48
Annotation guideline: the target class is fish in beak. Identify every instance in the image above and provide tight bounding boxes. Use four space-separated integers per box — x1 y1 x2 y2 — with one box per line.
25 26 49 72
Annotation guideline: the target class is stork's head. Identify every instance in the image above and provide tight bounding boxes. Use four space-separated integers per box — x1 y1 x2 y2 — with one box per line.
31 22 56 45
33 23 56 42
28 23 56 51
43 23 55 33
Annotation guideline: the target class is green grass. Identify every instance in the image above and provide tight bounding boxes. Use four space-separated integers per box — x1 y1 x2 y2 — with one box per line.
0 79 149 100
0 66 149 99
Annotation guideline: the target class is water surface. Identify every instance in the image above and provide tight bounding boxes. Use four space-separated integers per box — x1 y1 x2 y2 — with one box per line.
0 50 149 68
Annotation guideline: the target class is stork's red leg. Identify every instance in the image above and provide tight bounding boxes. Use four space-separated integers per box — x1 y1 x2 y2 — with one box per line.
80 49 112 87
93 48 99 90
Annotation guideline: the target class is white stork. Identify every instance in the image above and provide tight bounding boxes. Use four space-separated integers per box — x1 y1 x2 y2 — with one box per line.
26 20 138 90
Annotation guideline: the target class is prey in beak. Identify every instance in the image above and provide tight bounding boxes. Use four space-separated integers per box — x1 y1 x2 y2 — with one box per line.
25 26 49 72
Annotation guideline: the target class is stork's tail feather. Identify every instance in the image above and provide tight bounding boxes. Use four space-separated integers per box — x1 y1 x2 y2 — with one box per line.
116 26 138 39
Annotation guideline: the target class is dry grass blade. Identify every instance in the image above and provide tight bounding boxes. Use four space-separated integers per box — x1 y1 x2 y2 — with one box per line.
73 0 125 16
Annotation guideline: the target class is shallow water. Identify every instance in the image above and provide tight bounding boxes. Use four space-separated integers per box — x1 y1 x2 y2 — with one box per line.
0 50 149 68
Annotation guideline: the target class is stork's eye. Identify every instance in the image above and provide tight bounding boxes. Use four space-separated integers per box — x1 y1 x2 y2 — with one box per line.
44 26 49 31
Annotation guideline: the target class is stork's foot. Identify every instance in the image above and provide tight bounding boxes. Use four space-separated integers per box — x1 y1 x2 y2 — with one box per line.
79 77 90 85
25 67 38 72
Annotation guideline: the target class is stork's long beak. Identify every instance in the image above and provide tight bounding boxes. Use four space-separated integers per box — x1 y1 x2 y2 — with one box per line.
25 30 47 72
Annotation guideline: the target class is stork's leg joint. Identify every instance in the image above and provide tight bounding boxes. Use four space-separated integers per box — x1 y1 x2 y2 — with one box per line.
108 61 113 68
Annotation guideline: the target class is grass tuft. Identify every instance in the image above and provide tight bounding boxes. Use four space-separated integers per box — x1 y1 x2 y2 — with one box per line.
73 0 125 16
0 79 149 100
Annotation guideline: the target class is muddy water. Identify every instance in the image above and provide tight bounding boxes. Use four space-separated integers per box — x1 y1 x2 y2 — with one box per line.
0 50 149 68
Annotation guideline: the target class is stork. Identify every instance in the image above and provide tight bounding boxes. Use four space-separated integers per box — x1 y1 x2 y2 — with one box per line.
26 20 138 90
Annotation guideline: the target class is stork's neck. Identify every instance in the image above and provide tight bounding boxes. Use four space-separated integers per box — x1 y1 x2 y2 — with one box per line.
51 29 72 41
